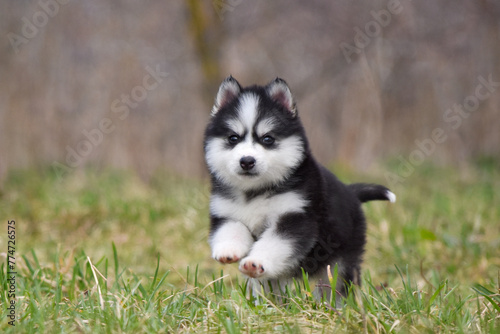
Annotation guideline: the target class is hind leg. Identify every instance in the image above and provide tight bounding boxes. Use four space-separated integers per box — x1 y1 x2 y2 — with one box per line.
313 262 347 307
313 257 362 307
336 256 362 302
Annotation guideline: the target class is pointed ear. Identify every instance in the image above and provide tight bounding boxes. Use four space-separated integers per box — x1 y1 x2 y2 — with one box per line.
211 76 242 116
266 78 297 117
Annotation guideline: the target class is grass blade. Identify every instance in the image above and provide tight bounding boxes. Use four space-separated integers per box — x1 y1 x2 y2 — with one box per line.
472 284 500 312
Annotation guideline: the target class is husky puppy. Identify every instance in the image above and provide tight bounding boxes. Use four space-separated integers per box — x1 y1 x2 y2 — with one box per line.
204 76 395 298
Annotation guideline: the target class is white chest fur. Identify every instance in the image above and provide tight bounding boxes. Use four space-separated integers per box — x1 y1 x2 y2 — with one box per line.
210 191 308 235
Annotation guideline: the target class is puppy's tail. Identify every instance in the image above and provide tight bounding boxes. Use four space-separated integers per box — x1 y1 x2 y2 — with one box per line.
348 183 396 203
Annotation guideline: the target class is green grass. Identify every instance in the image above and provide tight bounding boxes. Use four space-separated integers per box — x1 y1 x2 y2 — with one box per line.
0 163 499 333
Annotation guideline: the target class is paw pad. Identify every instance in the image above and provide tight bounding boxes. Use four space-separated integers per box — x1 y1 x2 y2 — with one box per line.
215 255 239 264
239 259 265 278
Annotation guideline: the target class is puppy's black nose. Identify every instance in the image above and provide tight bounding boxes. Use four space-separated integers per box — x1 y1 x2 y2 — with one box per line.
240 156 256 170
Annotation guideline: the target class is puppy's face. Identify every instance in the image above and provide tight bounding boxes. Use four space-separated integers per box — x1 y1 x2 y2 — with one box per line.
204 77 306 191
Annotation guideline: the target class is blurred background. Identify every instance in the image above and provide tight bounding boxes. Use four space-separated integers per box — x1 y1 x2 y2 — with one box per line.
1 3 500 316
1 0 499 182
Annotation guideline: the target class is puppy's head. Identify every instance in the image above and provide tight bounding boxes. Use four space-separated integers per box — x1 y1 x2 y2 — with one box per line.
204 77 307 191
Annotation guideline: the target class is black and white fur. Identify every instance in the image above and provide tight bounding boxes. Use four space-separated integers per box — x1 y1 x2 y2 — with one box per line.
204 76 395 299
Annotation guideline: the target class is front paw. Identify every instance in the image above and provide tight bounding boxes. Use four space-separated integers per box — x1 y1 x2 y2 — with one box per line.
212 242 249 264
239 258 265 278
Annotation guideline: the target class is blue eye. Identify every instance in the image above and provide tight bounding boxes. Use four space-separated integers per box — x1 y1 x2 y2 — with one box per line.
228 135 240 144
261 135 275 145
